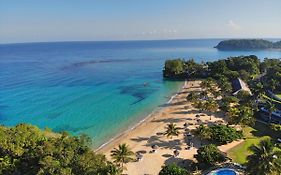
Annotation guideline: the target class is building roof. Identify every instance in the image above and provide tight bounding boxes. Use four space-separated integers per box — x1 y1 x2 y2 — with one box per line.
232 78 252 95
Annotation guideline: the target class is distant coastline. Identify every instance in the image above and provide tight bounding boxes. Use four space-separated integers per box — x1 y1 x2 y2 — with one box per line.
215 39 281 50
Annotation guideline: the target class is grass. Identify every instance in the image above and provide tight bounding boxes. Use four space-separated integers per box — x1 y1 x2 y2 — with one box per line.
227 122 278 165
276 94 281 98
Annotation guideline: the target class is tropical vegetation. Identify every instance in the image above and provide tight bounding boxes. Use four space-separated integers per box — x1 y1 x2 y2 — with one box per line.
110 143 134 170
194 144 226 166
215 39 281 50
159 164 190 175
0 124 119 175
246 139 281 175
195 124 243 145
164 123 180 139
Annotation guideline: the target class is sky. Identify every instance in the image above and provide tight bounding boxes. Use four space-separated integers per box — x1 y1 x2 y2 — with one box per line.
0 0 281 43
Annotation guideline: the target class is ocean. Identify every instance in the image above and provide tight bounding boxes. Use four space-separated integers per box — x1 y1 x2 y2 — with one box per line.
0 39 280 148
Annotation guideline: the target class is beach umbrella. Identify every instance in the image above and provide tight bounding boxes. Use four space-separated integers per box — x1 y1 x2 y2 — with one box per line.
183 123 188 128
151 145 158 149
136 153 143 161
195 114 200 118
186 132 193 140
173 150 180 157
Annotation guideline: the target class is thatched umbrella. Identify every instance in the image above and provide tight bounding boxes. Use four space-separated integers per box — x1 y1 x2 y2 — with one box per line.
151 144 158 153
183 122 188 128
195 114 200 118
136 153 143 161
173 150 180 157
151 144 158 149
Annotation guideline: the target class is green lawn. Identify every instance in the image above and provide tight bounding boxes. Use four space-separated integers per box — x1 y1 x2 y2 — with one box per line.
277 94 281 98
227 122 278 165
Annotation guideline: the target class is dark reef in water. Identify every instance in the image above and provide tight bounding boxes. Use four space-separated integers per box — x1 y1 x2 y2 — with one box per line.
53 124 96 133
118 84 158 105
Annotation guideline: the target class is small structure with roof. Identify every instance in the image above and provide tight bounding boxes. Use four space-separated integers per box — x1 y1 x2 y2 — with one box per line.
232 78 252 96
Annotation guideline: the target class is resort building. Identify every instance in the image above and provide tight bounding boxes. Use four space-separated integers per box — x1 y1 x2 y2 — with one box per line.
232 78 252 96
259 107 281 124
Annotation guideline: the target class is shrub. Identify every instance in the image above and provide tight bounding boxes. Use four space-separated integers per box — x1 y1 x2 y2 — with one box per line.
0 124 117 175
194 144 226 165
159 163 190 175
195 124 243 145
209 125 243 144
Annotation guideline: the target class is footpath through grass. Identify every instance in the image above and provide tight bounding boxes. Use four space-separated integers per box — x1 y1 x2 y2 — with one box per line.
227 122 279 165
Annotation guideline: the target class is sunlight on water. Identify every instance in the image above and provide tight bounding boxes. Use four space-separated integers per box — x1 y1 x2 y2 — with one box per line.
0 39 280 148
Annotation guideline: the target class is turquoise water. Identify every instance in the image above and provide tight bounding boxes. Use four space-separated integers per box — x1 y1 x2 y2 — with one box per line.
0 39 280 148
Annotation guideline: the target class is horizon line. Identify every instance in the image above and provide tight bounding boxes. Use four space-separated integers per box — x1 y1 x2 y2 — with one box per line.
1 37 281 45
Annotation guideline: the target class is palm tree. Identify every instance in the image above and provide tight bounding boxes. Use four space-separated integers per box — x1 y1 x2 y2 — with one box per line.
192 101 205 112
204 99 219 113
265 100 277 124
110 143 134 170
246 139 281 175
228 106 255 126
253 82 265 98
237 106 255 126
227 107 240 125
204 99 219 120
164 123 180 139
195 124 210 140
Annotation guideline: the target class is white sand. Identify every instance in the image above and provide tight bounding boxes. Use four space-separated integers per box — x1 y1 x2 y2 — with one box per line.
97 80 242 175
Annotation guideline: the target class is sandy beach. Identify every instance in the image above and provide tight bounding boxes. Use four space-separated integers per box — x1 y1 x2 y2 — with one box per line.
97 80 243 175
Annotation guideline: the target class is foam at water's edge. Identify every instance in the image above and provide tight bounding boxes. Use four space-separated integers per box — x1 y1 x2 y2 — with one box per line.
95 80 186 151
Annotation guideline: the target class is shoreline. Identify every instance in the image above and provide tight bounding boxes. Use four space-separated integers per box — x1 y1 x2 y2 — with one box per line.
95 80 186 152
97 80 243 175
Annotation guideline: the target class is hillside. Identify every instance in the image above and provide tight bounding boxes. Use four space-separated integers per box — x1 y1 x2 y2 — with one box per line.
215 39 281 50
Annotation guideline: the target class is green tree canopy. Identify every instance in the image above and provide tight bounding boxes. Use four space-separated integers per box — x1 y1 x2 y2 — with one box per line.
0 124 117 175
194 144 226 165
163 59 185 78
246 139 281 175
159 163 190 175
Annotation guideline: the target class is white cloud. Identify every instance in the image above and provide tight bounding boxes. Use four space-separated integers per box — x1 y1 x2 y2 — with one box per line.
227 20 241 31
141 28 177 36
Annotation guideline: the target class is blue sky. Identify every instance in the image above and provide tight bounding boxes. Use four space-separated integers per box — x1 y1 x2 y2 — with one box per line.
0 0 281 43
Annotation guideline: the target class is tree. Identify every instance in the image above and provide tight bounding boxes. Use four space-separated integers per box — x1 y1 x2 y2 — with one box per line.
228 106 255 126
200 78 216 95
236 90 252 105
194 144 226 165
251 82 265 98
192 101 205 112
227 107 239 124
195 125 211 143
195 124 242 145
204 99 219 120
186 92 199 102
159 163 190 175
204 99 219 114
246 139 281 175
209 125 243 144
0 124 116 175
110 144 134 170
164 123 180 139
265 100 277 124
163 59 185 78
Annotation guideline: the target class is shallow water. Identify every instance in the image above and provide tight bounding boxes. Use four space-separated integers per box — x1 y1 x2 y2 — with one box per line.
0 39 280 147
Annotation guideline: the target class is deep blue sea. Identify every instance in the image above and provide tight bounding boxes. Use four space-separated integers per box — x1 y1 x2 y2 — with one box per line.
0 39 281 148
